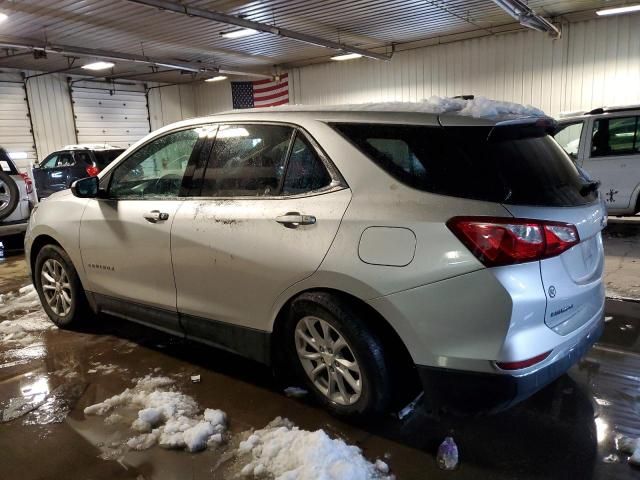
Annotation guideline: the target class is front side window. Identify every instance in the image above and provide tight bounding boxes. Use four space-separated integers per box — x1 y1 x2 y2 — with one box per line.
554 122 583 158
39 154 59 169
55 153 74 167
201 124 294 197
591 116 639 157
109 128 199 199
282 135 332 195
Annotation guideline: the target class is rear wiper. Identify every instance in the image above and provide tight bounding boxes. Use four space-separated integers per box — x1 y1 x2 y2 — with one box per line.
580 180 600 197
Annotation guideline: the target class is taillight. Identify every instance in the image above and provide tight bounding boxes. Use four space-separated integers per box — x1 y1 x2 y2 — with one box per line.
86 165 100 177
496 351 551 370
447 216 579 267
19 172 33 194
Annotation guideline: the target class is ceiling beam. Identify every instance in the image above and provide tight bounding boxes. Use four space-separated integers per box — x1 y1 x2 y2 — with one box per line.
0 35 213 73
127 0 392 61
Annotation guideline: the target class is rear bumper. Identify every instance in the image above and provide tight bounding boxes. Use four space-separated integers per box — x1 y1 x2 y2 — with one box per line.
417 312 604 413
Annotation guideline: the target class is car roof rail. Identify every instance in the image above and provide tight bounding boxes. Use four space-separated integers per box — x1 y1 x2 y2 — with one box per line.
453 94 475 100
586 105 640 115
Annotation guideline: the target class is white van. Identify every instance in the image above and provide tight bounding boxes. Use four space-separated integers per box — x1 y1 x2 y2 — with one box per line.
554 106 640 216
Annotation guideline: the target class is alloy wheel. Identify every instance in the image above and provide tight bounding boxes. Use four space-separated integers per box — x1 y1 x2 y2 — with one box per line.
294 316 362 406
41 259 72 316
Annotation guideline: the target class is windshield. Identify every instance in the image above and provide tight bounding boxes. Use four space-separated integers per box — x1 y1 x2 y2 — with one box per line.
332 123 597 207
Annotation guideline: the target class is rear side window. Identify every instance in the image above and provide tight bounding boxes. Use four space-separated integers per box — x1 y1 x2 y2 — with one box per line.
0 148 19 174
74 151 93 166
554 122 583 158
201 124 294 197
282 135 332 195
591 116 639 157
332 123 596 207
93 150 124 168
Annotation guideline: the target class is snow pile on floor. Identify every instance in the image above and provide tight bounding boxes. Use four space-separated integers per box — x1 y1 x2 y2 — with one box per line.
237 417 391 479
247 96 545 119
84 375 226 452
0 311 54 345
0 284 42 317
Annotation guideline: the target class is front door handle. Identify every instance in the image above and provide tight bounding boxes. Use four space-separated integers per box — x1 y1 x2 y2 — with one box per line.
143 210 170 223
275 212 316 228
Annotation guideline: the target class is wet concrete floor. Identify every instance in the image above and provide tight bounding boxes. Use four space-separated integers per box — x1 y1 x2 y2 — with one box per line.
1 245 640 479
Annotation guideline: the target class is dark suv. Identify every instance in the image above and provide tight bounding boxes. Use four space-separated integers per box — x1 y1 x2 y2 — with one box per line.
33 145 124 200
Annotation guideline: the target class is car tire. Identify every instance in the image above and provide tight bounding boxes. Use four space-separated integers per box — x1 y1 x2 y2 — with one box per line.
34 244 91 328
285 291 392 416
0 172 20 220
1 233 24 251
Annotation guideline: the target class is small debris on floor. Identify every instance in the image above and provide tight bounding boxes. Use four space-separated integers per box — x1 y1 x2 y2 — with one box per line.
437 436 459 470
605 316 613 323
603 454 620 463
191 375 201 383
283 386 307 398
397 392 424 420
615 434 640 467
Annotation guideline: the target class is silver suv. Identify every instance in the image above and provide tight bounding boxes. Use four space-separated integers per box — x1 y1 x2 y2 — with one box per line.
0 147 33 250
25 107 605 415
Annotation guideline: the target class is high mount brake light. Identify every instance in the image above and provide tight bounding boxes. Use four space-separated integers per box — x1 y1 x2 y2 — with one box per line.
447 216 580 267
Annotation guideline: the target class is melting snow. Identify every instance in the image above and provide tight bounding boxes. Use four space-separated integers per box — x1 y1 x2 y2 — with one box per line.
84 375 227 453
237 417 391 479
0 285 53 345
247 95 545 120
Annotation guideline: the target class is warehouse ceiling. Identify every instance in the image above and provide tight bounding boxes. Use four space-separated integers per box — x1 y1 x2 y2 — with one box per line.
0 0 627 83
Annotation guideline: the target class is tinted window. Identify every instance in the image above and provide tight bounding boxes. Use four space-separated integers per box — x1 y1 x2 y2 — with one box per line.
332 123 597 207
591 116 639 157
554 122 583 158
93 149 124 168
201 124 294 197
40 154 59 169
0 148 19 174
73 151 93 166
109 128 199 199
282 135 332 195
55 153 74 167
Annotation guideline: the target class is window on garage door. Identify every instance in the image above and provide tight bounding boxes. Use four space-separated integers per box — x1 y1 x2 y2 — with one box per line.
109 128 200 199
591 116 639 157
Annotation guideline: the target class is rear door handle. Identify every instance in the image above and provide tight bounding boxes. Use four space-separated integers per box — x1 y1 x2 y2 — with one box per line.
276 212 316 228
143 210 170 223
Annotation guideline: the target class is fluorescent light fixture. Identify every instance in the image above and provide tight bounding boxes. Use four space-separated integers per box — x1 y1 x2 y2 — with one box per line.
596 4 640 15
0 12 7 22
82 61 115 71
7 152 27 160
330 53 363 61
205 75 227 82
220 28 258 39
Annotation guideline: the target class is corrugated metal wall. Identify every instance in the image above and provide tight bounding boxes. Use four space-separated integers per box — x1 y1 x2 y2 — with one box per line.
290 14 640 116
193 81 233 117
148 84 197 131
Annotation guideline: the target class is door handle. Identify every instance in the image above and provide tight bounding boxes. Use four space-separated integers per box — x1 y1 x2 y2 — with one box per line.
143 210 170 223
275 212 316 228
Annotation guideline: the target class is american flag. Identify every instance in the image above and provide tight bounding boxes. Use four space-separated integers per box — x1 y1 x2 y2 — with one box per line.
231 73 289 109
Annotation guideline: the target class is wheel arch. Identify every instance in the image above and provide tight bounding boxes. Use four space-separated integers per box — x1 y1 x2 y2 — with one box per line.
29 234 62 282
271 286 421 403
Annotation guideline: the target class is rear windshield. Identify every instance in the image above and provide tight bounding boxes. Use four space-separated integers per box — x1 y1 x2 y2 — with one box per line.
93 149 124 168
0 148 19 174
331 123 597 207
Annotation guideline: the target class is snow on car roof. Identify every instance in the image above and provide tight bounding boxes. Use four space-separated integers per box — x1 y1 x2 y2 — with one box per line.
229 96 546 121
61 144 122 151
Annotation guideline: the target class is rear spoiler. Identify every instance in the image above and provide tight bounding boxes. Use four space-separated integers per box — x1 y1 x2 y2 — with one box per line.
488 117 558 141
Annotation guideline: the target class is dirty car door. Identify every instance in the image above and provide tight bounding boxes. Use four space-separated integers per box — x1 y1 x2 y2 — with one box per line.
171 125 351 360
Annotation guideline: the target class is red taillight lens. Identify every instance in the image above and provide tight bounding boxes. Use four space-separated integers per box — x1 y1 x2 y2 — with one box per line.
496 351 551 370
447 216 579 267
86 165 100 177
19 172 33 194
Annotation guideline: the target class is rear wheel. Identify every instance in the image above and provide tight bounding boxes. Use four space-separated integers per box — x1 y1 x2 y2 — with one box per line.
285 292 392 416
0 172 19 220
34 244 90 327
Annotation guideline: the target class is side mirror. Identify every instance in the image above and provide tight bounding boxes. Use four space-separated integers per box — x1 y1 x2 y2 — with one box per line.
71 176 99 198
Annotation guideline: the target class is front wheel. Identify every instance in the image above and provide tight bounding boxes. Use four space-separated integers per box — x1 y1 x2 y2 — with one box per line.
34 244 90 327
285 292 392 416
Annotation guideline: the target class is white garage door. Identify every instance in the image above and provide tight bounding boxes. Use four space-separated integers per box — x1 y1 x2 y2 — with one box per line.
0 73 37 171
70 80 150 149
